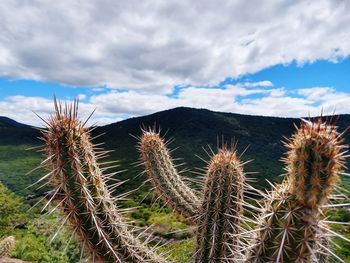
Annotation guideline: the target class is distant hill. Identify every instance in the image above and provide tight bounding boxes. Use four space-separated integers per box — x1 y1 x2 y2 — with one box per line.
0 116 40 145
93 107 350 190
0 116 29 127
1 107 350 195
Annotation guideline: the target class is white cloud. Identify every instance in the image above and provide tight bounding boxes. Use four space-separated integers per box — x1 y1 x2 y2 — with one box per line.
3 85 349 127
77 94 87 100
0 96 122 126
91 91 177 115
297 87 334 100
269 88 285 97
296 87 350 114
89 85 350 119
90 84 269 115
243 81 273 87
0 1 349 92
89 85 344 118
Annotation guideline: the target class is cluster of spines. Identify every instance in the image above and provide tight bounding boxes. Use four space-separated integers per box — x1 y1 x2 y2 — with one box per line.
39 99 168 262
0 236 15 258
244 119 348 262
139 130 200 223
195 146 245 262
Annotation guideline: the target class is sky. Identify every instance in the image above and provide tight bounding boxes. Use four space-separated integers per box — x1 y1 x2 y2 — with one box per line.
0 0 350 126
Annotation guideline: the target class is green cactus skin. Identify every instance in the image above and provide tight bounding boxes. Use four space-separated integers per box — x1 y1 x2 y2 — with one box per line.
139 131 200 223
0 236 15 258
41 100 169 263
245 119 348 263
195 147 245 263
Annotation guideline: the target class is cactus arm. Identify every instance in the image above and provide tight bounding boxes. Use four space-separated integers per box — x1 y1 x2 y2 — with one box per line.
195 148 245 263
139 131 200 222
245 119 347 263
41 100 169 263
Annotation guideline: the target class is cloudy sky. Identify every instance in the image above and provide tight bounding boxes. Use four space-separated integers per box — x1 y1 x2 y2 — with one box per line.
0 0 350 126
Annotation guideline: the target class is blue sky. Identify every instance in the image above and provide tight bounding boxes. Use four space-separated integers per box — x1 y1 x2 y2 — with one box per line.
236 58 350 92
0 1 350 126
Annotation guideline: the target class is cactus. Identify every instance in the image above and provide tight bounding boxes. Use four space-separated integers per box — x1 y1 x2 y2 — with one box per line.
244 119 348 262
35 99 350 263
0 236 15 258
139 131 200 222
40 99 168 262
195 146 245 263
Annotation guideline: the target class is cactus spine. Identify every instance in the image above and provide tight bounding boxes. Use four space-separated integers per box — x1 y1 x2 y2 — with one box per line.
195 147 245 263
245 119 347 262
0 236 15 258
41 100 168 263
139 131 199 222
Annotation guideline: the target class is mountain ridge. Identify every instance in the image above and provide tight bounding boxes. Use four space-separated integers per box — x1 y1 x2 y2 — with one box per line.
3 106 350 130
93 107 350 190
1 107 350 195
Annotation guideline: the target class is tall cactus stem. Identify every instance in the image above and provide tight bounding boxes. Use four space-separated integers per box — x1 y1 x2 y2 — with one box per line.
195 146 245 263
245 119 348 263
40 99 168 263
139 130 200 223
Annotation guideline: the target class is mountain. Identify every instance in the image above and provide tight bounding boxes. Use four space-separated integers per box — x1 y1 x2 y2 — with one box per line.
0 116 29 127
94 107 350 190
1 107 350 196
0 116 40 145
